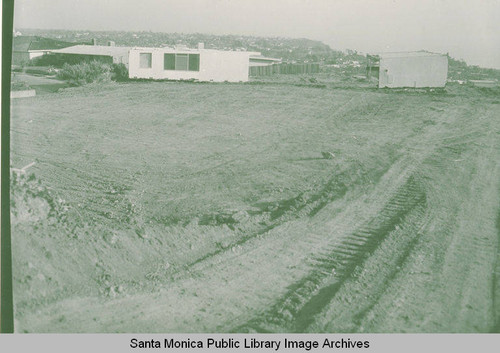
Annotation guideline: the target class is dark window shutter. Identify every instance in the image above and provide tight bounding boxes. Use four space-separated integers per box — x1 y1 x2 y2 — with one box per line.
188 54 200 71
164 53 175 70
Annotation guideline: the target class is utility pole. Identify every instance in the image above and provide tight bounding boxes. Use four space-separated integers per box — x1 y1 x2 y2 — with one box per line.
1 0 15 333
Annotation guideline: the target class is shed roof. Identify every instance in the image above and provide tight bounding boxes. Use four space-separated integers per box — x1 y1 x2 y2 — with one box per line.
51 45 131 57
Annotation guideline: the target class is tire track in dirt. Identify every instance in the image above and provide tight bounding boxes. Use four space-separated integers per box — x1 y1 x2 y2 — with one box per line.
236 175 427 332
171 169 351 273
350 126 500 333
168 163 389 279
348 207 426 329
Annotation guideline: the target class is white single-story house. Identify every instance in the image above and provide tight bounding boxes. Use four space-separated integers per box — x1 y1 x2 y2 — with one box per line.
367 51 448 88
128 45 260 82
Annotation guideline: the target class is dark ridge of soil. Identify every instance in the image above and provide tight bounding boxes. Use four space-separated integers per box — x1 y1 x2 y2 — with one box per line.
170 163 390 279
198 213 238 230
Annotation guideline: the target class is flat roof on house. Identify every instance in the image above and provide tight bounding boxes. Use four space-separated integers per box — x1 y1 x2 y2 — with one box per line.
249 55 282 62
51 45 132 57
369 51 447 58
130 47 261 55
249 55 282 67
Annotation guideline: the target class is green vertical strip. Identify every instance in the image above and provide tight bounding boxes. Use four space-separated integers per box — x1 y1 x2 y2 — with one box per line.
1 0 14 333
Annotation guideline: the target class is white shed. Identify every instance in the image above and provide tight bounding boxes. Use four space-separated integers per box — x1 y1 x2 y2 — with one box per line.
368 51 448 88
128 47 258 82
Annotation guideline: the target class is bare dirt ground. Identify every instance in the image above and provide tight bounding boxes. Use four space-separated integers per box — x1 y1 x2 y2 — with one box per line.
9 80 500 332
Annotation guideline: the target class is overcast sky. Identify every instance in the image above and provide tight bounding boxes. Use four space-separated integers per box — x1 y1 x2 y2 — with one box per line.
14 0 500 69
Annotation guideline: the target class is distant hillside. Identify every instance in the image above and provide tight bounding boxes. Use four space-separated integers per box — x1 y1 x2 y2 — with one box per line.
16 29 500 82
17 28 348 64
448 57 500 81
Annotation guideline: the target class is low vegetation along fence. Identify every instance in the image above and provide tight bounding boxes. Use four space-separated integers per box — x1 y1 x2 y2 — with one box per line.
250 63 320 76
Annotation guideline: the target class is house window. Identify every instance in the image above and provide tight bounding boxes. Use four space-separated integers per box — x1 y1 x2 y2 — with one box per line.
175 54 189 71
164 53 200 71
164 54 175 70
188 54 200 71
139 53 152 68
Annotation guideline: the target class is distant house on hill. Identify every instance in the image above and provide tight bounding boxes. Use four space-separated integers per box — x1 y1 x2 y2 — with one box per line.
50 44 132 68
128 44 259 82
12 36 78 65
366 51 448 88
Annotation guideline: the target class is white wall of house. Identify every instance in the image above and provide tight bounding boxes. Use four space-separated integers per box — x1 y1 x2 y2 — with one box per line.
379 54 448 88
128 48 254 82
28 51 50 60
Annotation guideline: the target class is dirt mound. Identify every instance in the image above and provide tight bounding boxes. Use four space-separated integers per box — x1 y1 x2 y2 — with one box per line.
10 172 70 226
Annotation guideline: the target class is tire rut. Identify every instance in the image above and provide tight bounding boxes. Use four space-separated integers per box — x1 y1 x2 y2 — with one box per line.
235 175 427 332
169 164 389 279
349 207 426 330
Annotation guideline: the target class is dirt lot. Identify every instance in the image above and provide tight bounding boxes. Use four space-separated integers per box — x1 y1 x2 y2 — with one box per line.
9 79 500 332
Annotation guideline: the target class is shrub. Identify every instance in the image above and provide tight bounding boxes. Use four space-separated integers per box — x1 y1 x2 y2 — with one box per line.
111 63 129 82
25 66 55 75
57 60 113 86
